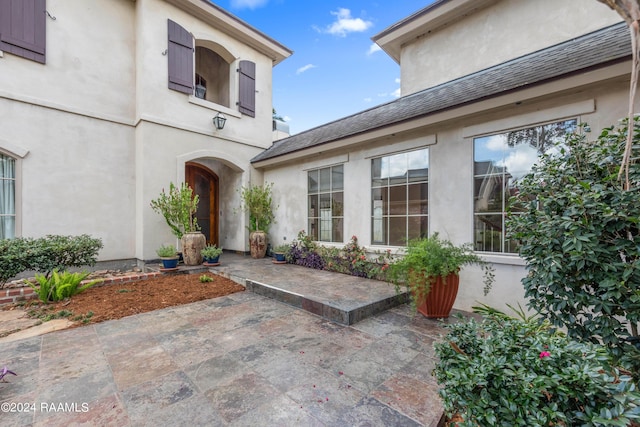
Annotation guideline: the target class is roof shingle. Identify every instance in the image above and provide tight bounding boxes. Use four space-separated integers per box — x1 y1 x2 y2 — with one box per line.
252 22 629 163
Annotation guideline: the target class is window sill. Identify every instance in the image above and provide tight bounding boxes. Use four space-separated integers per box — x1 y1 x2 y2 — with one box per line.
476 252 526 266
188 96 240 118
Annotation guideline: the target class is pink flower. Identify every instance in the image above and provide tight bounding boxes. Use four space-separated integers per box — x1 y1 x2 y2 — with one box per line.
539 351 551 358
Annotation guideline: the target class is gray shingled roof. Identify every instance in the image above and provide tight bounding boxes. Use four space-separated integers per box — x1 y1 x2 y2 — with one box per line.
252 22 629 163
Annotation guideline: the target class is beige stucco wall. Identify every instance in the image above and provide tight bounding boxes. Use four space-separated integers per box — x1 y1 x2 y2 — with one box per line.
0 0 136 121
135 0 275 150
0 98 136 261
262 74 638 312
1 0 283 262
401 0 622 95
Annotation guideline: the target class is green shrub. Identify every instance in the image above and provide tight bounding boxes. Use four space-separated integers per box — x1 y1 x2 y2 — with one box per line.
507 121 640 371
30 269 103 302
434 308 640 426
0 234 103 284
150 182 200 239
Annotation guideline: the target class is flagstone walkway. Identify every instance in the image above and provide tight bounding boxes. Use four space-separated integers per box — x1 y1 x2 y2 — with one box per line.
1 255 458 426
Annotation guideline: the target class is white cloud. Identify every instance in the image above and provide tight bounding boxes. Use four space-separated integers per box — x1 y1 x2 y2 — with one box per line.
392 88 401 98
367 43 382 55
395 78 401 84
283 115 291 122
296 64 317 75
230 0 269 9
325 8 373 37
364 97 373 102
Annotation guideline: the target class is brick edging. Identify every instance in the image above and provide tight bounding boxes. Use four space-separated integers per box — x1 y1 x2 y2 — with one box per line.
0 272 161 307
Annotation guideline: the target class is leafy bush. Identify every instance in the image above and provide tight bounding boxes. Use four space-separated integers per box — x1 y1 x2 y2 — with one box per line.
150 182 200 239
29 269 103 302
434 307 640 426
238 183 276 232
507 121 640 371
0 234 103 285
156 244 177 258
286 230 325 270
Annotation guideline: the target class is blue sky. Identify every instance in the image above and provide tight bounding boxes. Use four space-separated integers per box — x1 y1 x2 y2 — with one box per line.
214 0 435 134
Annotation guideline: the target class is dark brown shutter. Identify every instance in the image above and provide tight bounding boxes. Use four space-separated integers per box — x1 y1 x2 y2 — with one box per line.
0 0 46 64
238 60 255 117
167 19 193 94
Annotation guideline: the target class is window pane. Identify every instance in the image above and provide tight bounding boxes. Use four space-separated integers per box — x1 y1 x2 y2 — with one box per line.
308 218 318 240
0 217 14 239
408 183 428 215
332 192 343 217
308 195 318 218
319 168 331 192
474 173 505 213
332 165 344 190
474 214 503 252
0 155 16 179
332 217 343 242
388 152 407 185
389 185 407 215
372 214 385 245
308 170 318 192
407 216 428 241
372 157 384 186
389 217 407 246
408 149 428 182
372 187 388 216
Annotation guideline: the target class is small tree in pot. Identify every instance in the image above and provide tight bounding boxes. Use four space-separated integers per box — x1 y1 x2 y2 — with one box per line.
238 183 276 258
389 233 494 318
150 182 205 265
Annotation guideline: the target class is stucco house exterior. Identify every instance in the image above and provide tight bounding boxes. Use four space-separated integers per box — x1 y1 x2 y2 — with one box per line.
0 0 291 265
252 0 633 311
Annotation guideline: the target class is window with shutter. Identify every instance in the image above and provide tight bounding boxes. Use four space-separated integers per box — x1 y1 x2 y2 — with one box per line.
167 19 193 94
0 0 46 64
238 60 256 117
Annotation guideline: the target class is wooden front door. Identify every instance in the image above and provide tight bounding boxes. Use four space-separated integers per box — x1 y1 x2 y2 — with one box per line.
186 163 219 246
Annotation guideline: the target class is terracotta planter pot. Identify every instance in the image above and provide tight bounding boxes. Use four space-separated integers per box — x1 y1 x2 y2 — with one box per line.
249 230 267 259
412 272 460 318
181 232 206 265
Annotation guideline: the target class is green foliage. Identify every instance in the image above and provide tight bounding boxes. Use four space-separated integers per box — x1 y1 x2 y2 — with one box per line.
29 269 102 302
238 183 276 232
0 234 103 284
434 309 640 426
199 274 214 283
285 231 393 280
150 182 200 239
388 233 494 306
507 120 640 371
156 244 177 258
201 244 223 259
273 244 290 254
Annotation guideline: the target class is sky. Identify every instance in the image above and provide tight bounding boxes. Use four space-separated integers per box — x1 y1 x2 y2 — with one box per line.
214 0 436 135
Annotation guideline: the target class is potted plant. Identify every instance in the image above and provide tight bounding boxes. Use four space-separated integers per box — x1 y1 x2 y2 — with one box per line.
238 183 276 259
150 182 206 266
388 233 494 318
201 244 223 266
272 244 289 264
156 244 179 270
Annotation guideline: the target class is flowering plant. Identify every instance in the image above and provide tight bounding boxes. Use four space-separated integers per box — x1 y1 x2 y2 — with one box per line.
434 304 640 426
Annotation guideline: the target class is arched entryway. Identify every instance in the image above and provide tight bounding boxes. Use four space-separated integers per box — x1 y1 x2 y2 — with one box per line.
186 162 219 246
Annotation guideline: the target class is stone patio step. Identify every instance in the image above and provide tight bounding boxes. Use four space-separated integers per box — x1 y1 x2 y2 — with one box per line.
209 252 408 325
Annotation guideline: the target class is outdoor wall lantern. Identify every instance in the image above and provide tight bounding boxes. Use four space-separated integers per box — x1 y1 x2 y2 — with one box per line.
213 113 227 130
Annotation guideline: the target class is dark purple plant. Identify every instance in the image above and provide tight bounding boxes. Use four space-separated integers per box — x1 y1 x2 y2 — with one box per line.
0 366 17 381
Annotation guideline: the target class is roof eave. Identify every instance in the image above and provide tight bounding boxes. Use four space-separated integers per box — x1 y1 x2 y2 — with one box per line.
164 0 293 65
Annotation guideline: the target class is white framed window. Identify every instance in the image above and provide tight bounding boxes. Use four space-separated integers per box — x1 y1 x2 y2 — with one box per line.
308 165 344 242
371 148 428 246
0 153 16 239
473 118 577 253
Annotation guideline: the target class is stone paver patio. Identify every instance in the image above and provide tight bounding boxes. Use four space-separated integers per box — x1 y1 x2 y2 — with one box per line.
1 256 456 426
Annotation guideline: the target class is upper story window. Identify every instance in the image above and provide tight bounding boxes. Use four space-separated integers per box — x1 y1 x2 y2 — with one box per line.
0 153 16 239
473 119 577 253
308 165 344 242
371 148 428 246
167 20 255 117
0 0 47 64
